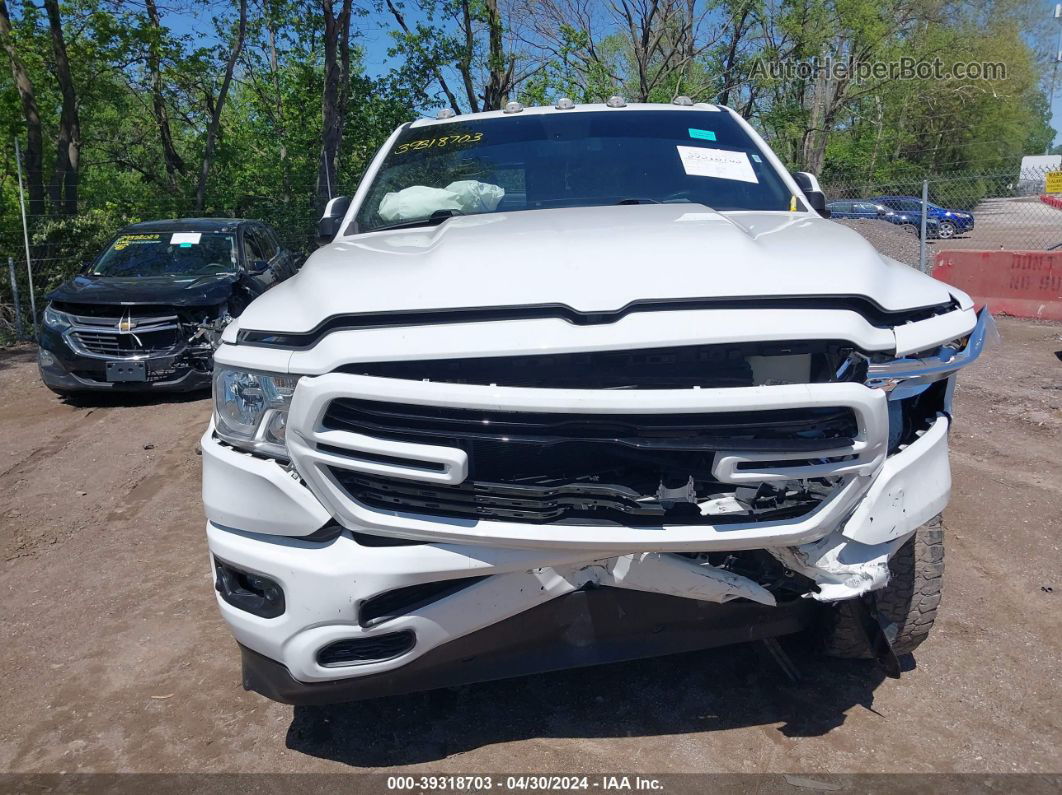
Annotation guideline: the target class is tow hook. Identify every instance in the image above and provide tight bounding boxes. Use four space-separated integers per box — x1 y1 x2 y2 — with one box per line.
856 594 902 678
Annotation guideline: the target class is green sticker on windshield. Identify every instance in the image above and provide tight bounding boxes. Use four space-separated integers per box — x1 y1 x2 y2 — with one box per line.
688 128 717 141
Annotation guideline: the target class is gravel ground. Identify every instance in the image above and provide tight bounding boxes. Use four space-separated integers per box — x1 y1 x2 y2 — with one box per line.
929 197 1062 253
1 317 1060 776
834 218 923 267
836 196 1062 263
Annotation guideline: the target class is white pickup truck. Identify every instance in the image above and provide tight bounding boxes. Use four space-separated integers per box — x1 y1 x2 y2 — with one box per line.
201 100 991 704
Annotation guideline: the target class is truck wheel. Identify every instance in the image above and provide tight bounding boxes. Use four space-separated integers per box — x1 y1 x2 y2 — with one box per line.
821 515 944 658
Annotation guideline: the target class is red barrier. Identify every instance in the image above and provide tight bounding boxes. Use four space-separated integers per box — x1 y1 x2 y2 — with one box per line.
1040 194 1062 210
932 250 1062 321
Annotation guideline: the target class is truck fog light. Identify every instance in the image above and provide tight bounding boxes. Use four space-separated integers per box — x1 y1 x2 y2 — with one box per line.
214 557 285 618
316 630 416 667
39 349 56 367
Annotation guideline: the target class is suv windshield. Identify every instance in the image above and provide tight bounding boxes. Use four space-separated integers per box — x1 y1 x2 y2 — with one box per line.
353 110 797 233
90 231 239 277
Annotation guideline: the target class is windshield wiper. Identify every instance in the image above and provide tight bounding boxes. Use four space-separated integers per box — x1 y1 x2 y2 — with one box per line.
614 198 662 205
369 208 464 233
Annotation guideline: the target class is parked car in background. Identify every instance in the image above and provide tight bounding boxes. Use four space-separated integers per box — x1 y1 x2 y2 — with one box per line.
827 200 941 238
871 196 974 239
39 218 298 396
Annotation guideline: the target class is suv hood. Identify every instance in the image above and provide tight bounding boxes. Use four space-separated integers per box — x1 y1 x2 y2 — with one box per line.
238 204 958 334
48 273 239 307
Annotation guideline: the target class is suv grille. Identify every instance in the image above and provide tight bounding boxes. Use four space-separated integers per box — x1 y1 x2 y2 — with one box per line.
58 304 183 357
322 399 854 525
72 328 179 355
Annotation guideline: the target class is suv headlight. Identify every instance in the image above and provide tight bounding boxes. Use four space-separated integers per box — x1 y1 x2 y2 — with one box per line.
213 366 301 459
43 304 71 329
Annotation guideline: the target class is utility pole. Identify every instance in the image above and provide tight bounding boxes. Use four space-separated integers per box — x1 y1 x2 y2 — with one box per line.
919 180 929 273
14 136 37 337
1048 4 1062 155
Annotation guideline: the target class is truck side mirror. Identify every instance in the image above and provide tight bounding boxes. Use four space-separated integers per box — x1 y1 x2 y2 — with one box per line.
790 171 831 218
317 195 352 246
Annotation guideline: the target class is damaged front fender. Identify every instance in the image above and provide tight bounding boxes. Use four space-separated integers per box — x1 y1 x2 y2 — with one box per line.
769 410 952 602
769 532 905 602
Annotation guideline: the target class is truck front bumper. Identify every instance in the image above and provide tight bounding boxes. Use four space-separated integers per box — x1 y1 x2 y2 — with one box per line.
203 407 951 702
236 589 818 705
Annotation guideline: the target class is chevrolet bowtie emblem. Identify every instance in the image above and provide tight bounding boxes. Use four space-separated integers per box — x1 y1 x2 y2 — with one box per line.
118 312 136 332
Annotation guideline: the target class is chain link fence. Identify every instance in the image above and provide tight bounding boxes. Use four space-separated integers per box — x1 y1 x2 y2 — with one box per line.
2 167 1061 343
824 165 1062 271
0 186 339 344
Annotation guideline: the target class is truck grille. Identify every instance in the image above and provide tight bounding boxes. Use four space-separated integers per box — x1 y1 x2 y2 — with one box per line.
321 399 854 525
341 341 857 389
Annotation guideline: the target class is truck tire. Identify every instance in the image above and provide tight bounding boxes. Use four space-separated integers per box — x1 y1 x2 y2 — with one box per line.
821 515 944 659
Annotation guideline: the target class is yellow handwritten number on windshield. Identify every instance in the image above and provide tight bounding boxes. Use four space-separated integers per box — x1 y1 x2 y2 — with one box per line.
394 132 483 155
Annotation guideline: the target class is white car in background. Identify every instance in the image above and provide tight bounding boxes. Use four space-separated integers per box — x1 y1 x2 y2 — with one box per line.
201 99 991 704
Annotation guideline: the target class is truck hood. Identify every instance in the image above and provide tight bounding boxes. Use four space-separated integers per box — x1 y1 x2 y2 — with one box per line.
238 204 957 334
48 273 239 307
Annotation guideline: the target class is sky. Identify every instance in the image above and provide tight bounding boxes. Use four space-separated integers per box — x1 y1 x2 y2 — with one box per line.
168 2 1062 149
1053 89 1061 147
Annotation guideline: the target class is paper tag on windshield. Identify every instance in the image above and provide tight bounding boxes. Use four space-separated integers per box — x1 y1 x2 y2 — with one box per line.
677 146 758 183
170 232 201 245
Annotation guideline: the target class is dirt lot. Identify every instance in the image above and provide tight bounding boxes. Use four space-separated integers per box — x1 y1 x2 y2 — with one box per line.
1 317 1061 775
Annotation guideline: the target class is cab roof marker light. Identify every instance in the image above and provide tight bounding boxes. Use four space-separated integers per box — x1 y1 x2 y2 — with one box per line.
503 101 524 114
555 97 575 110
672 96 694 106
606 95 626 108
435 108 456 120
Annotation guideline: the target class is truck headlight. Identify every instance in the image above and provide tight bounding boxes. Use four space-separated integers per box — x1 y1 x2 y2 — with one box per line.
865 309 997 399
213 366 300 459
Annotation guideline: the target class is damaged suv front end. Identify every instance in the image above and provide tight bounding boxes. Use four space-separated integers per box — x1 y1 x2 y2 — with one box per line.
39 300 229 393
201 103 990 704
39 218 294 395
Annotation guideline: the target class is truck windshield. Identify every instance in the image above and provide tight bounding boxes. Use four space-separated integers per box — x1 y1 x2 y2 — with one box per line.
91 232 239 277
352 110 797 233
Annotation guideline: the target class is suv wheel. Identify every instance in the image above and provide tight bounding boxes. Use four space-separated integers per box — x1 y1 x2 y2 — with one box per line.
821 515 944 658
937 221 956 239
899 223 918 237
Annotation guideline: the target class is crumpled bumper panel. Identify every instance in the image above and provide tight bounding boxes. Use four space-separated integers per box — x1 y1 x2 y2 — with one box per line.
204 402 951 686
